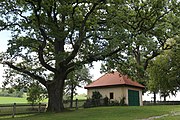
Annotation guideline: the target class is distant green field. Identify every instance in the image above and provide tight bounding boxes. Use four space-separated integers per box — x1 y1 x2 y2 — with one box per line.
0 97 28 104
0 97 48 104
0 94 86 104
74 94 87 100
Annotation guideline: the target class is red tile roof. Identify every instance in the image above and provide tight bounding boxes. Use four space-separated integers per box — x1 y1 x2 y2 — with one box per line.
85 71 144 89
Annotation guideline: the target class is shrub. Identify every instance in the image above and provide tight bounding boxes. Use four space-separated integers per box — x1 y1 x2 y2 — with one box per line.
27 82 47 105
92 91 102 100
91 91 103 106
84 98 93 108
120 97 127 106
109 100 120 106
84 91 103 108
103 96 109 106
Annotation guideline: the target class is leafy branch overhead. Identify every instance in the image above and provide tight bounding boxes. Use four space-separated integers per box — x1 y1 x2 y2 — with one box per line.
147 40 180 101
0 0 124 84
101 0 180 82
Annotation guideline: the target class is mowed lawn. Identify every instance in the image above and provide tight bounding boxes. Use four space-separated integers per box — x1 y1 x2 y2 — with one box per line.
0 94 86 104
0 97 28 104
1 105 180 120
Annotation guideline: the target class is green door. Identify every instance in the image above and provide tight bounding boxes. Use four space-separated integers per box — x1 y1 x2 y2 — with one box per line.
128 90 140 106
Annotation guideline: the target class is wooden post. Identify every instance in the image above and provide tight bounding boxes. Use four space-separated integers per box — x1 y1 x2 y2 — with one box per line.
38 103 41 113
12 103 16 118
75 99 78 110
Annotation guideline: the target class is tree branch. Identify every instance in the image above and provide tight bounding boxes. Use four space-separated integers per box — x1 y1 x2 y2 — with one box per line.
38 44 57 73
28 1 57 73
69 0 79 49
0 23 22 31
4 62 47 87
65 46 122 75
144 50 160 70
64 2 98 65
83 47 123 64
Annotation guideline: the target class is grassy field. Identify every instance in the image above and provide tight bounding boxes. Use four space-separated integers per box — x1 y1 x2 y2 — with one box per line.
0 96 48 104
0 97 28 104
74 94 87 100
0 105 180 120
0 94 86 104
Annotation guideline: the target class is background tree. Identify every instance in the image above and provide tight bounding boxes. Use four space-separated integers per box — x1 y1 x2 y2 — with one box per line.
147 39 180 101
65 66 92 108
27 81 47 105
100 0 180 101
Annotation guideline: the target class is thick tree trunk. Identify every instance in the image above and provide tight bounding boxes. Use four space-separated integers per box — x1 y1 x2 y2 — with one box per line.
46 74 65 112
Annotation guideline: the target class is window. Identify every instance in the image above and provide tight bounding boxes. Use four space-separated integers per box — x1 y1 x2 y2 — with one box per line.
110 92 114 99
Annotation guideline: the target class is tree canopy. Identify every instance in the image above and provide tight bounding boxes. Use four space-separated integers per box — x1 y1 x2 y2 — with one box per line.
147 39 180 101
101 0 180 85
65 66 92 108
0 0 127 112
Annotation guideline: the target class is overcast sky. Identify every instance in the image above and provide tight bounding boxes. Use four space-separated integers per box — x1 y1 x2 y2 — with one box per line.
0 30 11 86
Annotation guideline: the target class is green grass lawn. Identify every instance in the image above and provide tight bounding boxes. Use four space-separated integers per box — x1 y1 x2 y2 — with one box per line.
74 94 87 100
0 105 180 120
0 96 48 104
0 97 28 104
0 94 85 104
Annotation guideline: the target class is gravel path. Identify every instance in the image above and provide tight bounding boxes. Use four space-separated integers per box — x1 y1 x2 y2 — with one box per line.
138 111 180 120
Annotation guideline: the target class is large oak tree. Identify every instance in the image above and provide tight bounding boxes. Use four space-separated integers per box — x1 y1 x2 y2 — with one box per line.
0 0 129 112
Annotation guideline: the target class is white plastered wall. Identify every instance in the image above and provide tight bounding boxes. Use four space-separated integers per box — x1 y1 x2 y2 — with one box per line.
87 86 143 106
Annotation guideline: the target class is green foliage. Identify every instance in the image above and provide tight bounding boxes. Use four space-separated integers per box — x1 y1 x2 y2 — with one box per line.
26 82 47 105
91 91 102 107
84 91 103 108
7 88 15 94
65 66 92 97
119 97 126 106
0 88 24 98
147 39 180 100
103 96 109 106
100 0 180 88
92 91 102 100
109 100 120 106
65 66 92 107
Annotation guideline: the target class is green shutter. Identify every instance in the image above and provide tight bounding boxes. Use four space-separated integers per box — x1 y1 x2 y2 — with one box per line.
128 90 140 106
